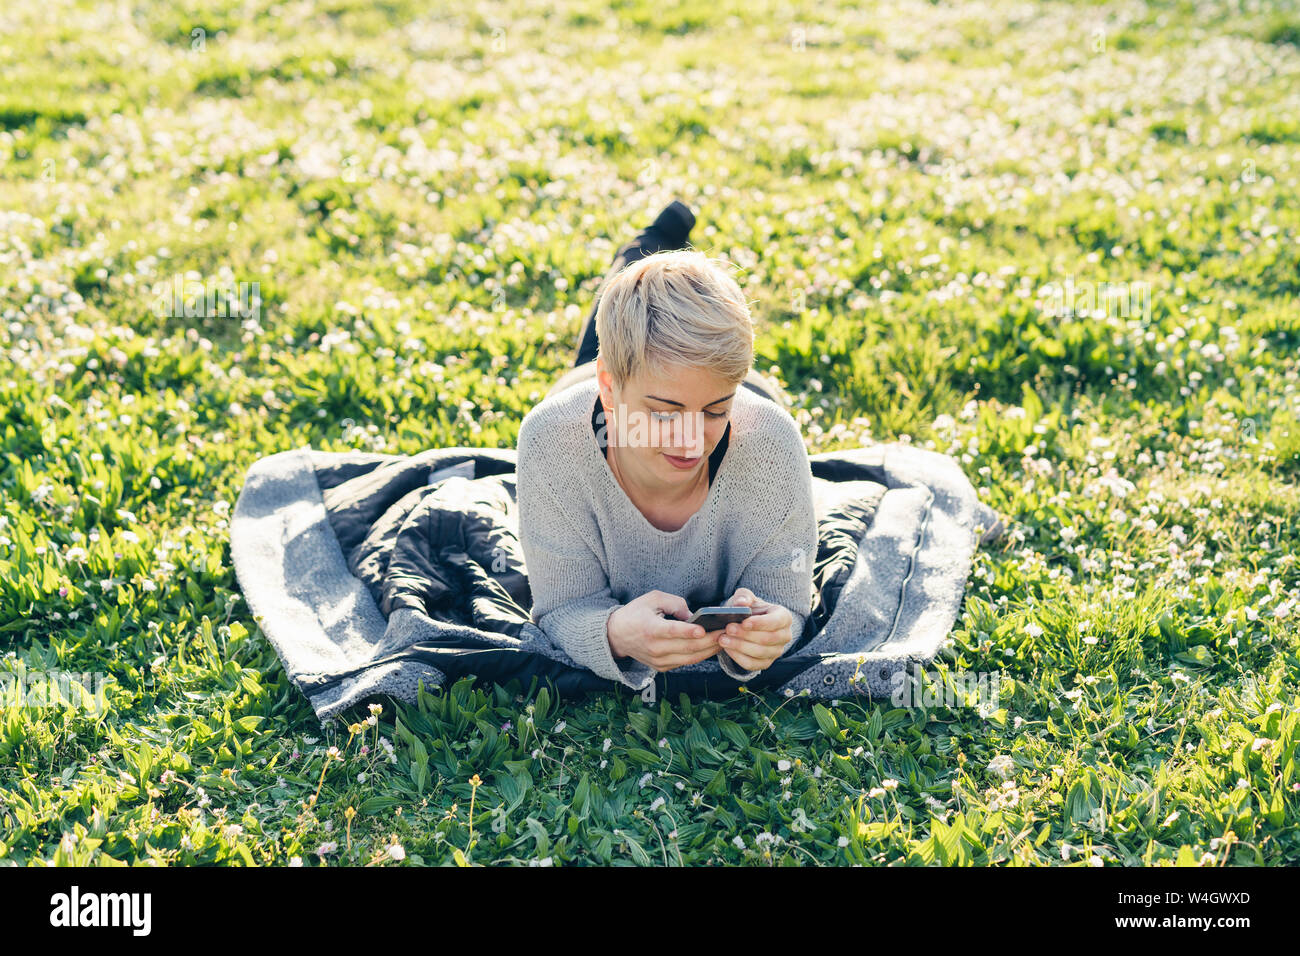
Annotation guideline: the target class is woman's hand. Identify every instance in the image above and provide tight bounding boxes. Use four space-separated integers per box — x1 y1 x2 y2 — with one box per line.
716 587 793 673
607 590 721 673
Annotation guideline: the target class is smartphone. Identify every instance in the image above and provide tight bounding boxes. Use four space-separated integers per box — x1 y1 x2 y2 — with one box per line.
688 606 753 632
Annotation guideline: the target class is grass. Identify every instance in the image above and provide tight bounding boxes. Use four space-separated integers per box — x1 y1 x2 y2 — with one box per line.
1 0 1299 866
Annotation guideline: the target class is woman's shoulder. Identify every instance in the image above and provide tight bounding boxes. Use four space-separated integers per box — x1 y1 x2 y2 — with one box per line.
517 379 597 464
731 387 808 469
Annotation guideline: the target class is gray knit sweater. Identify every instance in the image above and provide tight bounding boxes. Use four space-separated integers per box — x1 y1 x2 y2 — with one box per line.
515 377 818 692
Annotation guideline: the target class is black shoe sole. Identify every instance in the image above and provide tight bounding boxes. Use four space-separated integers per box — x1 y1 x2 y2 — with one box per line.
650 199 696 247
618 199 697 261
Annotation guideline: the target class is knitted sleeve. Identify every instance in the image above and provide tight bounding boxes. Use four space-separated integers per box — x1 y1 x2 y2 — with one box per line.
719 412 819 681
515 419 656 692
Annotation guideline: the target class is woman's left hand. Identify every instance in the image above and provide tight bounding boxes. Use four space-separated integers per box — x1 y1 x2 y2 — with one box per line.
716 587 793 672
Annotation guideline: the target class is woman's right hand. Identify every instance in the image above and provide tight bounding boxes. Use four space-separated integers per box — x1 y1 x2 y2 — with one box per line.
608 590 722 673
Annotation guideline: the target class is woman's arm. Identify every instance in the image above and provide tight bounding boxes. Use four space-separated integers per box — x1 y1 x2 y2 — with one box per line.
516 426 657 691
720 417 819 680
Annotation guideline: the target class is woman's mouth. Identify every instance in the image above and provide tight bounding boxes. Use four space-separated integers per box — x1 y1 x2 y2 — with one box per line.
663 453 701 470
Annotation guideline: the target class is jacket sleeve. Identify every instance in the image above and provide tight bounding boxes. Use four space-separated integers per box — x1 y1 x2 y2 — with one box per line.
516 432 656 692
721 429 818 682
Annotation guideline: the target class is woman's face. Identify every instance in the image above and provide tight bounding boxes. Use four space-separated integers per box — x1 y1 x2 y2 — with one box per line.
596 358 737 488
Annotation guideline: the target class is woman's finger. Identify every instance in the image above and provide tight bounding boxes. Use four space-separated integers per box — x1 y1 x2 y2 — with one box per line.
656 645 722 670
728 616 790 641
654 624 719 652
658 618 709 641
721 635 787 661
723 630 788 653
722 647 766 671
736 609 787 633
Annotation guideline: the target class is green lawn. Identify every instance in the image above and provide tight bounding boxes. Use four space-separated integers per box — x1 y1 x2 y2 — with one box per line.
2 0 1299 866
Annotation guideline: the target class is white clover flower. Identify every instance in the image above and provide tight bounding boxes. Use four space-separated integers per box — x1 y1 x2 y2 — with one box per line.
602 738 612 752
388 844 406 861
732 835 746 849
837 836 849 847
648 796 665 812
1024 622 1044 638
987 754 1016 780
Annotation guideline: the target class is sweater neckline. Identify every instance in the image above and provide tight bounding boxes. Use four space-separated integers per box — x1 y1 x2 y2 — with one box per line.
586 392 737 538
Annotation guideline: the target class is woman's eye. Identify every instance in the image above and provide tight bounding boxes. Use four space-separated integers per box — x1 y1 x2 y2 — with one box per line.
650 409 727 421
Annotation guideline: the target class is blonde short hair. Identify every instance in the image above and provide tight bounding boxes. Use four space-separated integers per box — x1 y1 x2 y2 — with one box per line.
593 248 755 389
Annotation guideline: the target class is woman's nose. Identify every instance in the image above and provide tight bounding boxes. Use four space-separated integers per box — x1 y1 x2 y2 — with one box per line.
670 413 706 455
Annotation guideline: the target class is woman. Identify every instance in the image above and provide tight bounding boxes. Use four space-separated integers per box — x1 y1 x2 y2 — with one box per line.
515 200 818 695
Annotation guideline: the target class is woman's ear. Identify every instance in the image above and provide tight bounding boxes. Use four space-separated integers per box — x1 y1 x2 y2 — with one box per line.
595 357 614 412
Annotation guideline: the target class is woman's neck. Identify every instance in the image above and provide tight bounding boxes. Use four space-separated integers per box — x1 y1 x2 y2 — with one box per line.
608 440 708 508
